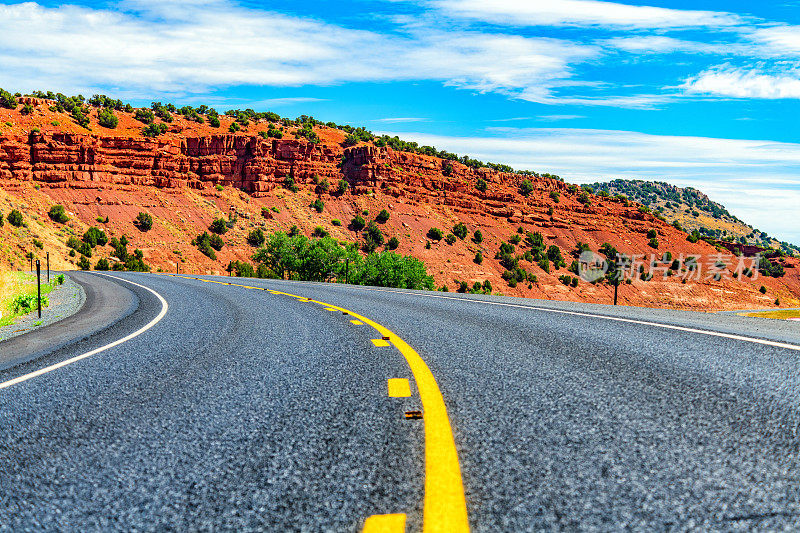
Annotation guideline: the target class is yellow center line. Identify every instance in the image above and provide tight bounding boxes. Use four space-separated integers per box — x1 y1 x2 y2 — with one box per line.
163 274 469 532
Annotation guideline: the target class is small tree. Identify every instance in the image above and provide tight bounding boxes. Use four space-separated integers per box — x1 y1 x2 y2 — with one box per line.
472 229 483 243
48 205 69 224
7 209 23 227
452 222 468 240
476 179 487 192
98 108 118 129
376 209 390 223
209 218 228 235
247 228 265 247
519 179 534 197
350 215 366 231
78 255 91 270
337 179 349 194
135 212 153 231
427 227 443 241
445 233 457 245
387 236 399 250
311 199 324 213
95 258 110 271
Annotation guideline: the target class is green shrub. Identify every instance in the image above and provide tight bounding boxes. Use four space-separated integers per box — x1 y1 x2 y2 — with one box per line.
547 245 565 268
135 212 153 231
313 226 329 238
77 255 91 270
351 215 366 231
229 122 241 133
67 235 91 256
363 221 384 252
134 108 154 124
209 234 224 251
472 229 483 243
311 198 325 213
0 88 18 109
452 222 468 240
142 123 167 137
648 237 659 249
519 179 534 197
209 218 228 235
376 209 390 223
647 228 657 239
95 258 110 270
247 228 265 247
538 257 550 273
474 251 483 264
476 178 487 192
283 175 298 193
56 274 64 285
215 184 224 192
192 232 217 259
208 114 221 128
331 219 342 226
427 227 443 241
445 233 456 245
549 190 560 203
83 226 108 247
33 239 43 249
508 234 521 245
387 236 399 250
7 209 23 227
337 179 349 194
98 108 118 129
48 204 69 223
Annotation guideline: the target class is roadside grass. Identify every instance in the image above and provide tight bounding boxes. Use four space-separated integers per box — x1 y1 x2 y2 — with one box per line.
743 309 800 320
0 270 60 327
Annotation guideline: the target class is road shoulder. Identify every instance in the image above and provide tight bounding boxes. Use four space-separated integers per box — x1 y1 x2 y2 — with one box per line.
0 272 137 371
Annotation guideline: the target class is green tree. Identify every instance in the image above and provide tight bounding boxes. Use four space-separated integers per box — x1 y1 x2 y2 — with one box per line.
7 209 23 227
48 204 69 223
135 212 153 231
98 108 118 129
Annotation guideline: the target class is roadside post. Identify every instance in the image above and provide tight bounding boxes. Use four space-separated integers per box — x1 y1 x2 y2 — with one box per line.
176 262 179 274
46 252 50 283
345 258 349 285
614 278 619 306
36 259 42 318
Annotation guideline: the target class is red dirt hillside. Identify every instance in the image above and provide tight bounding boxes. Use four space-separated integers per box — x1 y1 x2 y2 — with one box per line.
0 96 798 311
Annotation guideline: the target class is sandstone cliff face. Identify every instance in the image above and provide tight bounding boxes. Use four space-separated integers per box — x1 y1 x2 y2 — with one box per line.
0 129 797 311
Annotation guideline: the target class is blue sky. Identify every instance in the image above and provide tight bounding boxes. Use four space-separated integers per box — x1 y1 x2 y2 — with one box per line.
1 0 799 243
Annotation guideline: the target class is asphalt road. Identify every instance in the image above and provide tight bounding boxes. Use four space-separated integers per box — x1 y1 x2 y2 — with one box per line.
2 272 800 531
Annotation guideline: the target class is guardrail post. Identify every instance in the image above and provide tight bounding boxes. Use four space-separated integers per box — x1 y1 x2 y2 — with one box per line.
36 259 42 318
46 252 50 283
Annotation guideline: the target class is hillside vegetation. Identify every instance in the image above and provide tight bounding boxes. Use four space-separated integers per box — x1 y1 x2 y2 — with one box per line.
583 179 800 255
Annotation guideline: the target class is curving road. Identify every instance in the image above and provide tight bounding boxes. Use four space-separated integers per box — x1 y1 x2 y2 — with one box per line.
2 272 800 531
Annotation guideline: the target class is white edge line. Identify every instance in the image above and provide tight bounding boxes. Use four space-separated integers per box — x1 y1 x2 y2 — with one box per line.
0 273 169 390
244 278 800 353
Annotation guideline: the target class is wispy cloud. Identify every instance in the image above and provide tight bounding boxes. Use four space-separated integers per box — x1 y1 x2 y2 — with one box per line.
682 64 800 99
381 127 800 242
372 117 429 123
425 0 743 29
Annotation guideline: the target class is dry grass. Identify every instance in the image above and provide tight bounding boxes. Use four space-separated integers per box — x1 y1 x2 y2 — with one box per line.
744 309 800 320
0 268 56 326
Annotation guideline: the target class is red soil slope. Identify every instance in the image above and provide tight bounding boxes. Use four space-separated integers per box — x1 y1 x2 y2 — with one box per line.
0 98 797 311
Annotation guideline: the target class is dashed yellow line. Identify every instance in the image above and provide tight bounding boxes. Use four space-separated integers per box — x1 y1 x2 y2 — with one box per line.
351 320 364 325
362 513 407 532
371 338 391 347
388 378 411 398
165 274 469 532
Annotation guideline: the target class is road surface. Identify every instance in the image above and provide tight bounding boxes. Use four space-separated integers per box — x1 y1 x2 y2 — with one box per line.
2 272 800 531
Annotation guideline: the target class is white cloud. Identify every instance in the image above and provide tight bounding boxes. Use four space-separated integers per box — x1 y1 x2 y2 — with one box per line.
682 65 800 99
426 0 742 29
605 36 738 55
379 127 800 243
0 1 599 104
